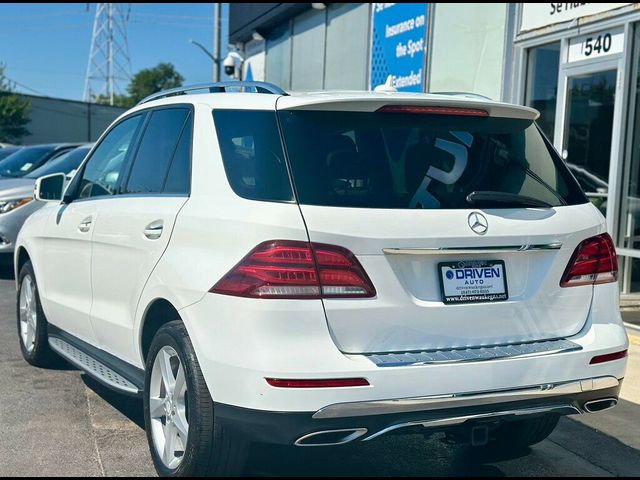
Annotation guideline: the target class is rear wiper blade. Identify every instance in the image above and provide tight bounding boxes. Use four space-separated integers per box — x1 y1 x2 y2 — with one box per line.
466 191 554 208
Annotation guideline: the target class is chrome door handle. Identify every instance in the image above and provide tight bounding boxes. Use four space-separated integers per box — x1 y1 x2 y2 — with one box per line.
144 220 164 240
78 217 92 233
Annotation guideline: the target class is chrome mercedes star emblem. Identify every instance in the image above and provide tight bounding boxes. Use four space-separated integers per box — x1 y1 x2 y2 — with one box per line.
468 212 488 235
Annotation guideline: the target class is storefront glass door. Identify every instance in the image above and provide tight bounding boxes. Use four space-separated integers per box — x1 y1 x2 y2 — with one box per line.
559 67 618 217
555 60 622 228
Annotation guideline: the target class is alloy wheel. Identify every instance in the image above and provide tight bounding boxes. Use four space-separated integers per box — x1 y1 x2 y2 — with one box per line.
19 275 37 354
149 346 189 469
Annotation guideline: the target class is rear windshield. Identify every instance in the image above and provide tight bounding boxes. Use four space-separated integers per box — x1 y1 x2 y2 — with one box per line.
278 110 587 209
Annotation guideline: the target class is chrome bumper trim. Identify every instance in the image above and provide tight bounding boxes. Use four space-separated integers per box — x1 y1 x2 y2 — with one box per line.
312 376 620 419
382 243 562 255
294 428 368 447
363 404 581 442
365 339 581 367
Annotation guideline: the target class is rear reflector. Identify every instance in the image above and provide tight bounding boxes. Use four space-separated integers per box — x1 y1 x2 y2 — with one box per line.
589 349 628 365
376 105 489 117
265 378 370 388
560 233 618 287
210 240 376 299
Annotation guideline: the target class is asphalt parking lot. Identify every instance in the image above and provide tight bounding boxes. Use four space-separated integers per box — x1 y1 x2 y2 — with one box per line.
1 267 640 477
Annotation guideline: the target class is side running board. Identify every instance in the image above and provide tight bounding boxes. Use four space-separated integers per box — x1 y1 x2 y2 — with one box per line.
48 326 144 397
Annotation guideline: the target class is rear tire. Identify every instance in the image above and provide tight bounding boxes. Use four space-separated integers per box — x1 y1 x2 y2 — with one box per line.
488 415 560 451
16 260 56 367
144 320 248 477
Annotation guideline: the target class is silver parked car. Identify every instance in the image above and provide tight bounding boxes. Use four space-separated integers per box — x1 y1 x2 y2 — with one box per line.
0 144 92 264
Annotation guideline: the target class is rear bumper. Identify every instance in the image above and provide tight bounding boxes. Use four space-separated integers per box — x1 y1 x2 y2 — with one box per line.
182 289 628 412
214 376 622 446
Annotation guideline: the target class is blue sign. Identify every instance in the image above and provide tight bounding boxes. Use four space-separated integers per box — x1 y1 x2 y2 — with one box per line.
370 3 429 92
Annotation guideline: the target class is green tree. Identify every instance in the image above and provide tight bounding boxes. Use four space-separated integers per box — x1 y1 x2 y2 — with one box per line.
0 65 30 143
94 93 135 108
94 62 184 108
127 62 184 104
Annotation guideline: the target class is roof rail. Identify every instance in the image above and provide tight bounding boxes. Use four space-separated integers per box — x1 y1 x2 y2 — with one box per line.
430 91 494 101
137 81 287 106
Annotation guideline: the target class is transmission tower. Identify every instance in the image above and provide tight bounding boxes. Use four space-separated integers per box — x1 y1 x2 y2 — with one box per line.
83 3 132 105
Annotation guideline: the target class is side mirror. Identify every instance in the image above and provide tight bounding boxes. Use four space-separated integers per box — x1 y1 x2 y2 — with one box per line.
35 173 65 202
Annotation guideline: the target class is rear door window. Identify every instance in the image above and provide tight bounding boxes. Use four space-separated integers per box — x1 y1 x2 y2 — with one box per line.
213 110 293 202
123 108 190 195
277 110 587 209
163 116 193 195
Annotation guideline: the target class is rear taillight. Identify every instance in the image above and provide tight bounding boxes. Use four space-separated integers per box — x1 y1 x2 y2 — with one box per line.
210 240 376 299
376 105 489 116
560 233 618 287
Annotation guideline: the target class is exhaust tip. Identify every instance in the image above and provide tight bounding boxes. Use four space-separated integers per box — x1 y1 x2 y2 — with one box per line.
294 428 367 447
583 397 618 413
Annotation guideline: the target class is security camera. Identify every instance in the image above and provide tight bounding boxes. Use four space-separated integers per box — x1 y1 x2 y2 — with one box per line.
223 55 236 77
222 51 244 79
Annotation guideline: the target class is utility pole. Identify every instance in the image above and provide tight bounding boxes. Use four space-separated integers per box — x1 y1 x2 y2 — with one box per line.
84 3 132 104
213 3 222 82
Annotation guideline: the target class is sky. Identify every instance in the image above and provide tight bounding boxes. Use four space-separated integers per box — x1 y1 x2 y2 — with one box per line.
0 3 229 101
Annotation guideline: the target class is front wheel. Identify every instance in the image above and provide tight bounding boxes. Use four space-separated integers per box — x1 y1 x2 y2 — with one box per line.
17 260 55 367
143 321 248 477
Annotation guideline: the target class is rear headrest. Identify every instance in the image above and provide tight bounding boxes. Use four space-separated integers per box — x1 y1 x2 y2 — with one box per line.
325 135 357 164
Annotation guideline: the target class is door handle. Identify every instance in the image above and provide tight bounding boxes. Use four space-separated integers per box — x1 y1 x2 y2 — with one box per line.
77 217 92 233
144 220 164 240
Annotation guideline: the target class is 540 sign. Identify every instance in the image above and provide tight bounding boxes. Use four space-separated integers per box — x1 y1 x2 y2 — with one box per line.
568 28 624 63
584 33 612 56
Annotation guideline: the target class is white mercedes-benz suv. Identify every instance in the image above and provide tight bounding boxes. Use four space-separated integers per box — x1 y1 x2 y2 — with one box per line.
15 82 628 477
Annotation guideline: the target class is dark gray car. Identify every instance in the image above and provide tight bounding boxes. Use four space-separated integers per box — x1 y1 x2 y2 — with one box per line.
0 147 22 161
0 143 81 179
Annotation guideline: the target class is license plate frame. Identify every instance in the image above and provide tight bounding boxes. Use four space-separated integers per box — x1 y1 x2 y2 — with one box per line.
438 259 509 305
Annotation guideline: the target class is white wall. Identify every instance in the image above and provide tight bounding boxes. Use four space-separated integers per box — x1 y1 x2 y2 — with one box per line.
429 3 507 100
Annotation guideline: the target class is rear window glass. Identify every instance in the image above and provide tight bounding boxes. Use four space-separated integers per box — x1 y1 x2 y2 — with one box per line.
213 110 293 202
124 108 190 194
277 110 587 209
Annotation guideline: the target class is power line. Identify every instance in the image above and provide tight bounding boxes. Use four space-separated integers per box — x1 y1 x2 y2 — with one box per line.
9 67 85 78
4 77 46 96
0 9 88 19
129 12 213 21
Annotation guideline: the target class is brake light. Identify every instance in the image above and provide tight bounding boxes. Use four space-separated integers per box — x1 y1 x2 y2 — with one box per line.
376 105 489 116
210 240 376 299
560 233 618 287
265 378 370 388
590 349 628 365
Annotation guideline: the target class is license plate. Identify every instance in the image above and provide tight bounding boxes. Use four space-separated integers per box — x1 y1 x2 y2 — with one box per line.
438 260 508 305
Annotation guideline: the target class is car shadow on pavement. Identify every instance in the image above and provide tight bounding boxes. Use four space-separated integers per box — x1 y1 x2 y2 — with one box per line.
242 408 640 476
244 434 506 477
81 374 146 429
0 265 14 280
